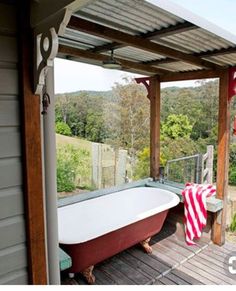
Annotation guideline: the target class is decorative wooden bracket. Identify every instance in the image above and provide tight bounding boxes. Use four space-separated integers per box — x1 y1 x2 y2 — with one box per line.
32 9 71 95
31 0 94 95
229 67 236 101
135 77 151 99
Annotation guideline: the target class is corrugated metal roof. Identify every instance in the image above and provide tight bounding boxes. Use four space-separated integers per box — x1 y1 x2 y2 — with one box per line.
59 0 236 75
113 46 165 62
155 61 201 72
64 28 111 48
76 0 184 34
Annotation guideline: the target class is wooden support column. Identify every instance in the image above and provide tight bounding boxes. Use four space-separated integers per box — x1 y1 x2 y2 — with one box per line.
212 71 230 246
149 77 161 180
19 1 47 284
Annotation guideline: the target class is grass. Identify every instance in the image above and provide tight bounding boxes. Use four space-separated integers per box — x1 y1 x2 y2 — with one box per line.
56 134 92 153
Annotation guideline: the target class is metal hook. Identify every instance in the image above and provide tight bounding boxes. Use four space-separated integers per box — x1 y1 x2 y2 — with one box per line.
41 85 51 115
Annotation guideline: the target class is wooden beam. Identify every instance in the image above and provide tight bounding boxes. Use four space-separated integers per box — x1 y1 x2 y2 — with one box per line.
91 21 196 54
68 16 221 70
212 70 230 246
149 77 161 180
19 1 47 284
160 69 225 82
144 46 236 67
58 44 170 74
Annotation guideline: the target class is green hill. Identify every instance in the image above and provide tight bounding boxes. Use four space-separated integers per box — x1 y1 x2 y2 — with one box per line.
56 134 92 153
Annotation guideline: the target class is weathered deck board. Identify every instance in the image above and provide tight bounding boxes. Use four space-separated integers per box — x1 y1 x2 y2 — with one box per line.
98 262 136 285
188 258 229 284
61 222 236 285
158 276 176 285
193 255 236 284
108 256 150 285
127 248 170 274
119 251 159 279
170 269 203 285
176 264 216 285
165 272 190 285
151 244 180 267
93 268 116 285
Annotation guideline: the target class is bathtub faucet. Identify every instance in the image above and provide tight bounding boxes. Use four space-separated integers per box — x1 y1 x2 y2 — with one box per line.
159 166 165 184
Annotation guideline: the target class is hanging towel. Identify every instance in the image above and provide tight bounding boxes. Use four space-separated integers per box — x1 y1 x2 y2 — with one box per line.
182 183 216 245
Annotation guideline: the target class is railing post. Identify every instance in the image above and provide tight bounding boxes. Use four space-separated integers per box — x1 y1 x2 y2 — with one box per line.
206 145 214 184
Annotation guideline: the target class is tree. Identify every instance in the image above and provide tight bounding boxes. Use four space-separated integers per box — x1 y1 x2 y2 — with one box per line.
162 114 193 139
55 94 72 123
109 78 150 178
85 109 107 142
55 122 72 136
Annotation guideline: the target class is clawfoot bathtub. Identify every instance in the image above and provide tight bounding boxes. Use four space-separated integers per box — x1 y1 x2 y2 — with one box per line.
58 187 179 283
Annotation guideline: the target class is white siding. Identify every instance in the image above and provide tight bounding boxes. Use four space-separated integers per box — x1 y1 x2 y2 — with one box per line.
0 1 28 285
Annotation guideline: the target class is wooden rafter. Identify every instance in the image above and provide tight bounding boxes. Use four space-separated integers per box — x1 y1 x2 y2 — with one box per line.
91 21 196 53
160 69 225 82
58 44 170 75
142 21 197 39
67 16 222 70
143 46 236 66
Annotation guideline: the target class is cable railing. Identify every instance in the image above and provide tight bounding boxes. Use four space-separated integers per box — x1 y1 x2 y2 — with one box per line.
166 145 214 184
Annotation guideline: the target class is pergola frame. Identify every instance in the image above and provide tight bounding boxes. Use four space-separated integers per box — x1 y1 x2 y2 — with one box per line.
21 0 236 284
135 71 232 247
57 15 236 247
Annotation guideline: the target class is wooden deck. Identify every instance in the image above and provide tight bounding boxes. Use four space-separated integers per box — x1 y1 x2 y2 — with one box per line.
61 221 236 285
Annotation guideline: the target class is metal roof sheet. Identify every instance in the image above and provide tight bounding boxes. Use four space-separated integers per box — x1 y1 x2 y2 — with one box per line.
58 0 236 75
113 46 165 62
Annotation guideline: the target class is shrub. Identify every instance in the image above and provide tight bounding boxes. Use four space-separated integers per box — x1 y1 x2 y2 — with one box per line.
229 167 236 186
229 144 236 185
55 122 72 136
230 213 236 232
57 144 91 192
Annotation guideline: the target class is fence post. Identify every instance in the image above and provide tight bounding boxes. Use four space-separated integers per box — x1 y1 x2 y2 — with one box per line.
196 154 203 184
92 143 102 189
206 145 214 184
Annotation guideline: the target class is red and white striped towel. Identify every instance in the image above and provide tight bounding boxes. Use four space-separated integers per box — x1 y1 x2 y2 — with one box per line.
182 183 216 245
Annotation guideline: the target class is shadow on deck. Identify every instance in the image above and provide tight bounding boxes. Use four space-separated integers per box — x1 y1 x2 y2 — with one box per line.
61 220 236 285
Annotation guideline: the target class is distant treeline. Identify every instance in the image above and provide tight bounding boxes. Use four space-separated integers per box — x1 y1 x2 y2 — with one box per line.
55 78 236 184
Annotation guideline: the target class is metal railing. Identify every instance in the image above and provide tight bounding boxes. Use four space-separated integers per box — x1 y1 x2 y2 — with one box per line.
166 145 214 184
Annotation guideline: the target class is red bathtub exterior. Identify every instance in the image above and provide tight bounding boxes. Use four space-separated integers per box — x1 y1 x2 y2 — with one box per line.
60 209 168 273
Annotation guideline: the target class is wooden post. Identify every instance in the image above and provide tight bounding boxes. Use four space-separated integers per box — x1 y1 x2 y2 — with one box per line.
18 1 47 284
149 77 161 180
212 71 230 245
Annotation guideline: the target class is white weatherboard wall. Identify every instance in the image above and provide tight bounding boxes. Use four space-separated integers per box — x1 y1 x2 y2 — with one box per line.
0 2 28 285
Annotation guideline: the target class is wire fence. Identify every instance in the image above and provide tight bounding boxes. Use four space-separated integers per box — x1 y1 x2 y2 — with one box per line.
166 146 214 185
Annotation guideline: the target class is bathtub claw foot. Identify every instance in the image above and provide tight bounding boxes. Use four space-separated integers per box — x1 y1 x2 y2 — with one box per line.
68 273 75 279
140 237 152 254
81 265 95 284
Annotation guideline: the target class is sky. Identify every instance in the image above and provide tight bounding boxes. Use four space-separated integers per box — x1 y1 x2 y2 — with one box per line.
54 0 236 93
